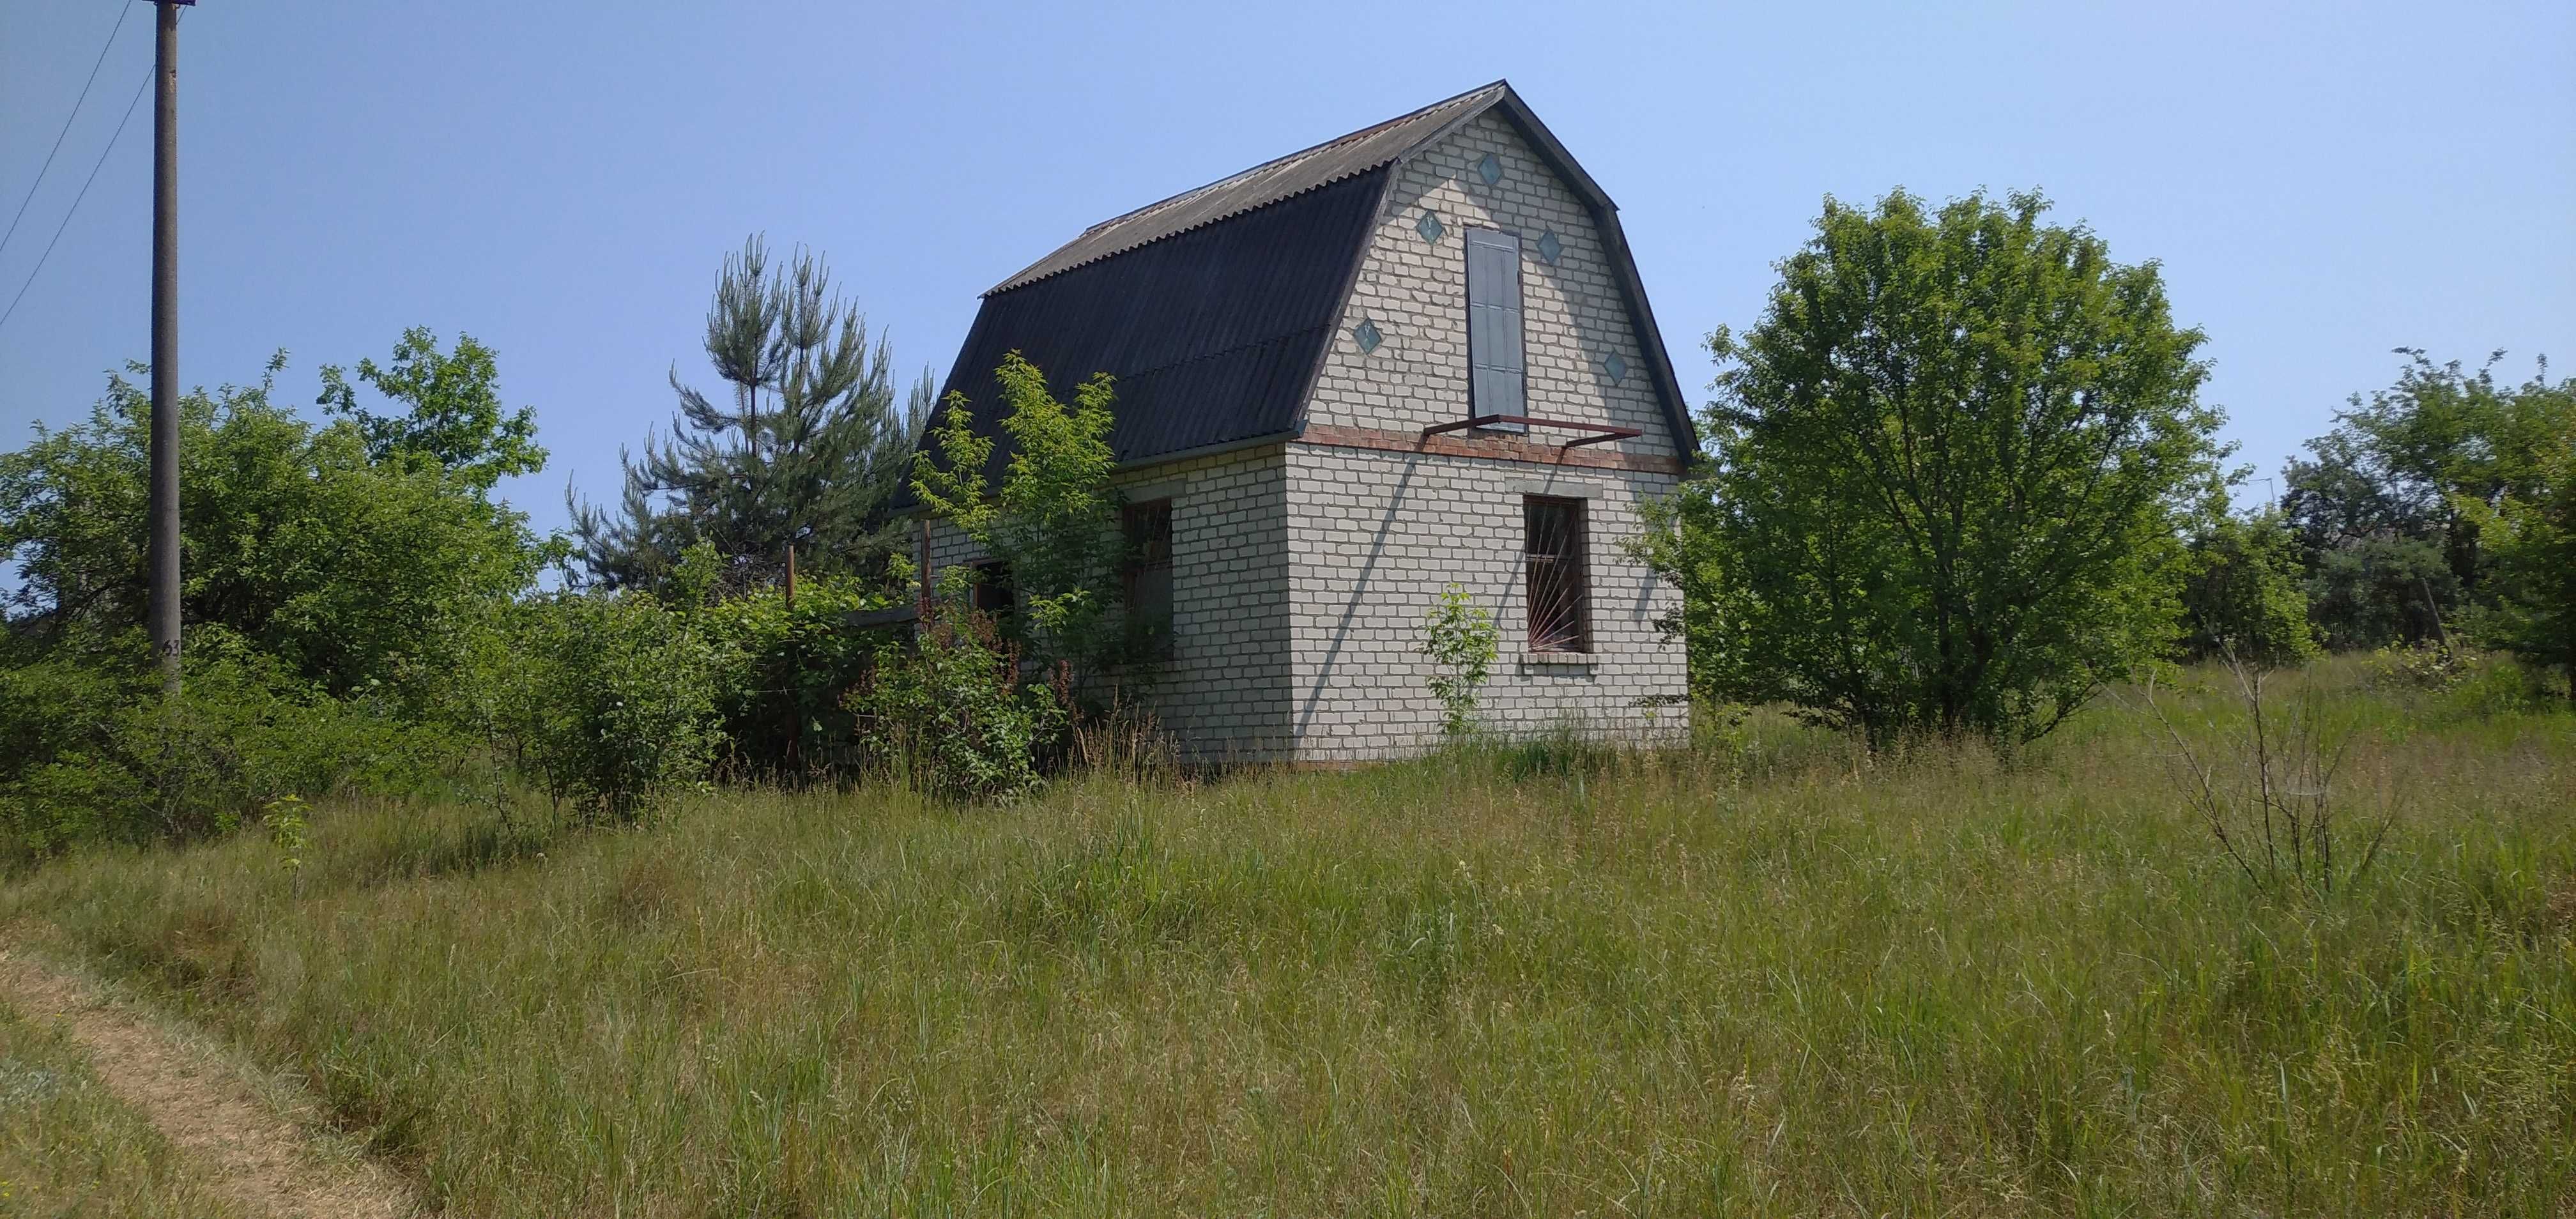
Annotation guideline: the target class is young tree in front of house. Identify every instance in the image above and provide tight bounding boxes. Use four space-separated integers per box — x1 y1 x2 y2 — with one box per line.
910 351 1126 677
861 353 1122 799
571 236 927 595
1643 189 2226 746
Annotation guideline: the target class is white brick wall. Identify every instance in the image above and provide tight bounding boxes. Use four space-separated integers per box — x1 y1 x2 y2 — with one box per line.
1284 447 1685 762
918 444 1296 763
1303 110 1681 457
1284 109 1689 762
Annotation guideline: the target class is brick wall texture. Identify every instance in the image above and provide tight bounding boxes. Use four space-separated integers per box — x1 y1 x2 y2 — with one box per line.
919 111 1689 763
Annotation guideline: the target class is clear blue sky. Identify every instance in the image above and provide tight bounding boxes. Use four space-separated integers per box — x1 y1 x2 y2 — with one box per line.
4 0 2570 537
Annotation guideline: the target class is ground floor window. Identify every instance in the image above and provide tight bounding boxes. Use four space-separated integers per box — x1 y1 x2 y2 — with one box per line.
1524 496 1590 652
1122 499 1174 656
970 560 1015 636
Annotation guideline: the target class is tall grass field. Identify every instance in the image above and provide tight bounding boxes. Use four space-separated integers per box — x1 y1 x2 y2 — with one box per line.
5 663 2572 1216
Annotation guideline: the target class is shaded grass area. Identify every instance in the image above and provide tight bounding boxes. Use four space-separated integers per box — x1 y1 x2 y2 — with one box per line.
0 999 254 1218
4 665 2572 1216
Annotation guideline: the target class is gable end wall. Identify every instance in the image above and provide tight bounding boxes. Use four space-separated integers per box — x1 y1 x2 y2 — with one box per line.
1287 110 1689 762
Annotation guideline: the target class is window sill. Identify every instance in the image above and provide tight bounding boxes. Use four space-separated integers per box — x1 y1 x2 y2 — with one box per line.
1518 652 1597 667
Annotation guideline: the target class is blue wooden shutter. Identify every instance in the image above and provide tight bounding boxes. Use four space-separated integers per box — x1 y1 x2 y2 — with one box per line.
1465 227 1525 425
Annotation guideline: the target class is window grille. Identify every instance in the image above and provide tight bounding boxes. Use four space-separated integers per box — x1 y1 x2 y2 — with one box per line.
1524 496 1590 653
1122 499 1174 657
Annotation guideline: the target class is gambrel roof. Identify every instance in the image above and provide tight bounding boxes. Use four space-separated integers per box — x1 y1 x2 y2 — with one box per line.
895 80 1692 511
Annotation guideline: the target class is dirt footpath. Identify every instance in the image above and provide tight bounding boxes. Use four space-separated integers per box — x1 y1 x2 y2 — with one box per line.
0 946 415 1218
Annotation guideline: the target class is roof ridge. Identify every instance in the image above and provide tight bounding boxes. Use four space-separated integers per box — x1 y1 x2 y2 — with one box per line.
987 80 1512 295
1072 80 1509 241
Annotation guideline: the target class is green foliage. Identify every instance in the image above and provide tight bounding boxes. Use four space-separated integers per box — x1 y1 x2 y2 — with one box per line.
318 326 546 492
2456 411 2576 694
686 571 900 781
1418 583 1499 737
2286 349 2574 648
911 351 1126 676
2178 508 2320 666
506 594 721 823
0 630 448 862
1647 188 2224 746
855 597 1061 802
0 350 549 694
572 236 928 595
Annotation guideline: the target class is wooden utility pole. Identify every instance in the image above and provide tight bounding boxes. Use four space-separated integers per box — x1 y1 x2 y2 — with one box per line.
146 1 190 692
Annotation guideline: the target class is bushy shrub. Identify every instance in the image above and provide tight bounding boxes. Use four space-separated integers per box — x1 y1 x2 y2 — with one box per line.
685 569 898 782
855 597 1061 802
0 631 450 862
509 594 720 822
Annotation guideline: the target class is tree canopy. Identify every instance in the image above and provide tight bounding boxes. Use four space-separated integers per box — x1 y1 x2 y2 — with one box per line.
1642 188 2227 744
1 345 551 695
572 236 926 595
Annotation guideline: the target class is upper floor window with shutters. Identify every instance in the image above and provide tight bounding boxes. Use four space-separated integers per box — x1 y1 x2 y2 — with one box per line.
1465 227 1526 431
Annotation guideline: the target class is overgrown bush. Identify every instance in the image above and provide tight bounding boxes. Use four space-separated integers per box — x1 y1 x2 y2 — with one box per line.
855 595 1062 802
0 631 449 862
681 560 900 782
508 594 720 822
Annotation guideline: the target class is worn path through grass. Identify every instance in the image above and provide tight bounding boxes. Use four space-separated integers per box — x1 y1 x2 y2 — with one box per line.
0 942 414 1219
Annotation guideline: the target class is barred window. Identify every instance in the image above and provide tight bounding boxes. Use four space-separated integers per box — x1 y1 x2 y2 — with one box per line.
970 560 1015 635
1524 496 1590 652
1122 499 1174 656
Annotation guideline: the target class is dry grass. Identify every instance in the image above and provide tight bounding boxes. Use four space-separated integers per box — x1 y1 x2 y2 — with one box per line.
3 663 2572 1216
0 996 256 1218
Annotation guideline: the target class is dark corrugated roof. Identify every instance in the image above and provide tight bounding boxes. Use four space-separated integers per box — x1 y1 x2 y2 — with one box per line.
989 82 1508 294
896 80 1697 516
893 170 1388 510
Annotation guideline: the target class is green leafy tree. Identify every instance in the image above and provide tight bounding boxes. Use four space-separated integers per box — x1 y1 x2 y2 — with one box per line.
1642 189 2224 746
0 352 549 694
572 236 927 594
2178 507 2320 667
2457 413 2576 694
318 326 545 491
2284 350 2573 647
910 351 1125 677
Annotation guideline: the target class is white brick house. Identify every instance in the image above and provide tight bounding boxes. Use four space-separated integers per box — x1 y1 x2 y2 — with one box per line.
898 82 1694 763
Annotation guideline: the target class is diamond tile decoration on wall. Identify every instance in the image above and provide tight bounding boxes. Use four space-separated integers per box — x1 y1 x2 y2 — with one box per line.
1604 353 1629 383
1476 152 1503 186
1537 230 1563 264
1416 210 1444 243
1353 319 1382 353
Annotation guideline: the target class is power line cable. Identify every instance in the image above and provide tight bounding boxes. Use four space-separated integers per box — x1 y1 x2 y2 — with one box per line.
0 3 132 258
0 66 150 334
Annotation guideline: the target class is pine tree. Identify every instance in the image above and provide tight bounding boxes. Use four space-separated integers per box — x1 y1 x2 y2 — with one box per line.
572 236 927 596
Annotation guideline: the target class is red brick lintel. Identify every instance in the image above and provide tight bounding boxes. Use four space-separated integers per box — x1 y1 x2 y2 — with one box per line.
1295 424 1683 475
